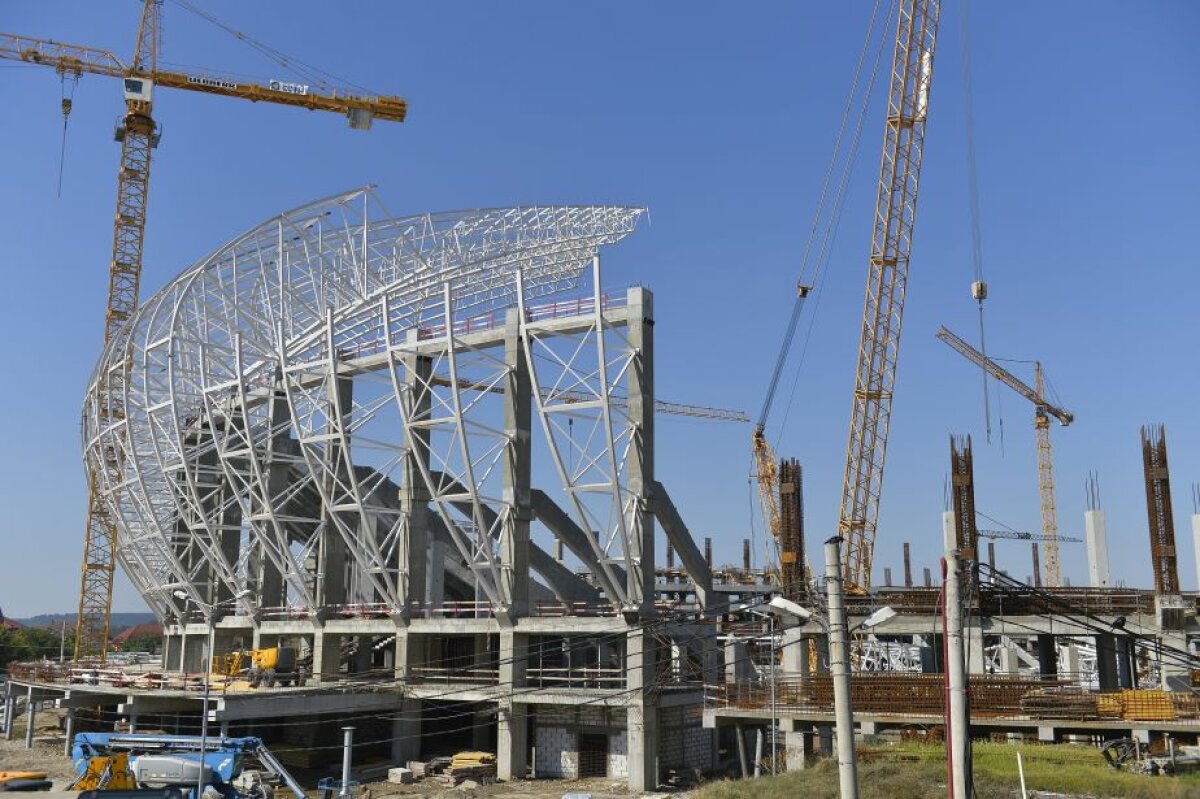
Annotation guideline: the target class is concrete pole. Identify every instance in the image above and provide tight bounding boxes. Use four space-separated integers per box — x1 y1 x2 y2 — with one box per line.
340 726 355 798
63 709 75 757
24 686 35 749
2 681 12 739
824 536 858 799
944 552 970 799
1085 509 1110 587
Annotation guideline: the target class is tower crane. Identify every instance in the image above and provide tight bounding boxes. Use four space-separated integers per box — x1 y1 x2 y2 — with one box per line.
936 326 1074 586
836 0 940 593
1 1 406 662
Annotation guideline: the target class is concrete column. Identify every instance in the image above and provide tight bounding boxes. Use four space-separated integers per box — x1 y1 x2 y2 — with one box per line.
626 627 658 792
1085 509 1110 588
496 702 528 781
24 687 34 749
63 709 74 756
391 699 422 763
496 627 528 779
401 342 433 618
942 511 956 553
1160 633 1191 691
724 639 752 683
966 623 986 674
2 682 13 739
1118 636 1136 689
781 627 806 675
219 719 230 738
625 285 655 615
129 712 139 734
316 372 352 611
312 632 342 683
1060 644 1081 682
783 730 811 771
1095 633 1119 691
500 311 532 619
182 634 208 673
998 640 1021 675
1037 634 1058 680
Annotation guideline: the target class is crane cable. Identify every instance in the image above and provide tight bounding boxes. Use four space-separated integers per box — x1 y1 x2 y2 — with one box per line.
959 0 998 449
757 0 894 437
169 0 376 95
56 66 80 198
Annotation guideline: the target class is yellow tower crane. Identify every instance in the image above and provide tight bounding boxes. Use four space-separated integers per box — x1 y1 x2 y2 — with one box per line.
836 0 939 593
936 326 1074 587
1 1 406 662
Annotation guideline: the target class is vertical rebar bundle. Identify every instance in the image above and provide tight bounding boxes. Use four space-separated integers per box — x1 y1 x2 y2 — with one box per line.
778 458 805 596
1141 425 1180 596
949 435 979 581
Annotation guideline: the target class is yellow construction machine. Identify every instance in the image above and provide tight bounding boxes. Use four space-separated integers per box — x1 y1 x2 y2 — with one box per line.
212 645 303 688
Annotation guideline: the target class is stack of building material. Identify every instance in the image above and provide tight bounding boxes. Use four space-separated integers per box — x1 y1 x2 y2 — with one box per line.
435 752 496 786
1120 689 1176 721
1020 689 1098 720
405 761 427 780
386 767 413 784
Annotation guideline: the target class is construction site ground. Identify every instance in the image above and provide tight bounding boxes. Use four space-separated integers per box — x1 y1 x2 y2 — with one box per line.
0 715 652 799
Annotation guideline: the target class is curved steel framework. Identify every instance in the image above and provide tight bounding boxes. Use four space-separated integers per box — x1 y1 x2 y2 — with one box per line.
83 188 657 621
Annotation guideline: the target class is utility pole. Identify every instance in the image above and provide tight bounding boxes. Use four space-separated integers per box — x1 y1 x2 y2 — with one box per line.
944 551 970 799
825 535 859 799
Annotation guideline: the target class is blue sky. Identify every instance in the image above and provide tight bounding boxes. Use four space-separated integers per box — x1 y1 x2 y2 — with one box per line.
1 2 1197 616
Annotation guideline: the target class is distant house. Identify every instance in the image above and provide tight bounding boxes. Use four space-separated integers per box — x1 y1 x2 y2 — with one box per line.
111 622 163 648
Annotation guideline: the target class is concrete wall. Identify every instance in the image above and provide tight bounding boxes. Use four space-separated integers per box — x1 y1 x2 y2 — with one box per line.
657 704 714 771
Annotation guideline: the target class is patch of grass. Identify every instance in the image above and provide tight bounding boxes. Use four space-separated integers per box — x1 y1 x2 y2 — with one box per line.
691 741 1200 799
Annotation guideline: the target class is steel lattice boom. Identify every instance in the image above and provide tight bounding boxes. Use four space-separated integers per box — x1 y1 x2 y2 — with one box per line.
936 325 1073 587
837 0 940 593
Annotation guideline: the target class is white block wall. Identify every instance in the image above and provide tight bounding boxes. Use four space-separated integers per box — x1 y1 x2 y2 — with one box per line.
535 725 577 779
608 731 628 779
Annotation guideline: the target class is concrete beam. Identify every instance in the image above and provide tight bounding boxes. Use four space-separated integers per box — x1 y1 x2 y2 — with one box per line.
648 480 712 610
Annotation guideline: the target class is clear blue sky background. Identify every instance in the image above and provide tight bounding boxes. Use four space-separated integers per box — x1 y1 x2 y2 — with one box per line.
1 2 1197 617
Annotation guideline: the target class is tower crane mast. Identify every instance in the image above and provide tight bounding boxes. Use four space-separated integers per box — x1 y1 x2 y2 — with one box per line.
1 1 406 661
837 0 940 593
936 325 1073 586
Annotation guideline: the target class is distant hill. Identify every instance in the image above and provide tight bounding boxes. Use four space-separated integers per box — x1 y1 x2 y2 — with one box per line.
13 612 157 633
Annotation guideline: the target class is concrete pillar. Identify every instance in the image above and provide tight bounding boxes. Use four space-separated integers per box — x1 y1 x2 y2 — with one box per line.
63 709 74 756
182 634 208 673
998 640 1021 675
966 624 986 674
1060 644 1081 682
724 639 752 683
1160 633 1191 691
312 632 342 683
1085 509 1110 588
1037 634 1058 680
625 285 655 614
500 311 532 619
496 628 528 779
401 342 433 617
781 627 806 675
942 511 956 553
496 702 528 781
24 687 34 749
783 729 811 771
1118 636 1136 688
220 719 230 737
2 682 13 739
1095 633 1119 691
626 627 658 792
129 712 139 734
391 699 422 763
316 372 352 611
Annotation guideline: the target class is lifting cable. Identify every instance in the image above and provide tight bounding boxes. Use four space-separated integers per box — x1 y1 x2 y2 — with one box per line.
759 0 894 440
959 0 997 449
57 65 81 198
169 0 376 95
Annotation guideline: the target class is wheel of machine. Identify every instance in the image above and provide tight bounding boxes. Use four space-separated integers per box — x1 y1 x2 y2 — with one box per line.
1101 738 1138 770
263 668 276 688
